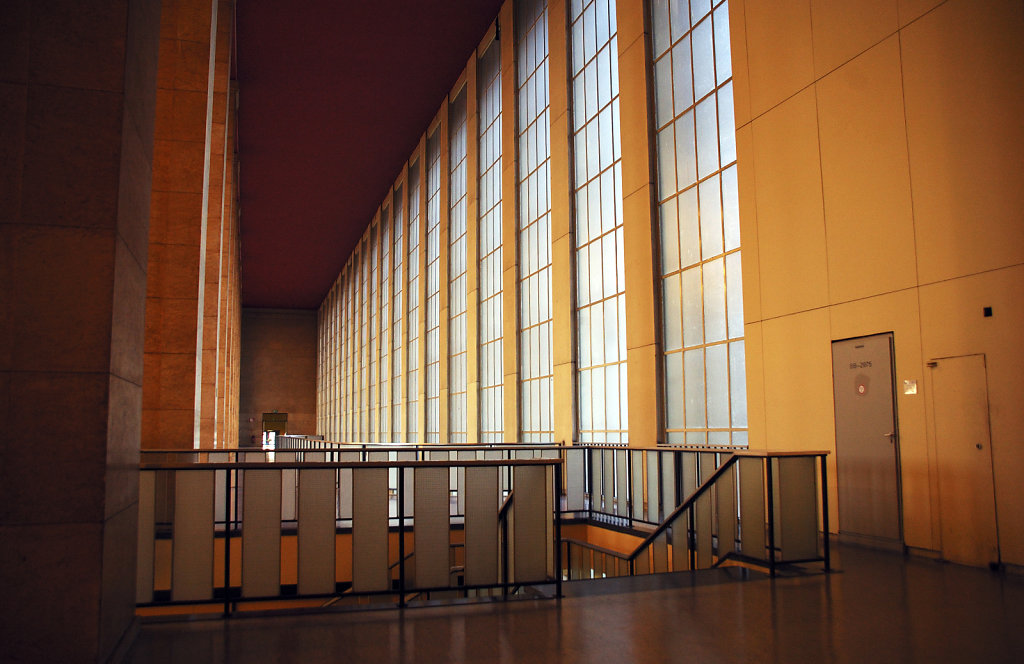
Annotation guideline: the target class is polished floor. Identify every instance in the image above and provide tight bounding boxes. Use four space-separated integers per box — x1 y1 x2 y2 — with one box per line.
127 544 1024 663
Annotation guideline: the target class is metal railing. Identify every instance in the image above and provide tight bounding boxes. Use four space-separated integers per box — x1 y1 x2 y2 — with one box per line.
562 451 830 580
136 454 562 615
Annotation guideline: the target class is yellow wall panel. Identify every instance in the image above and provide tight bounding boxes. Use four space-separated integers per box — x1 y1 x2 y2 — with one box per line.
817 36 917 304
751 88 829 318
810 0 897 78
761 308 834 452
744 0 815 117
901 0 1024 284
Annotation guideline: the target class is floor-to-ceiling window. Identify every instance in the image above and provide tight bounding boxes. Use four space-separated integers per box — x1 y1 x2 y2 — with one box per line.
391 185 405 443
517 0 554 444
449 91 469 444
570 0 627 444
407 164 422 444
651 0 746 446
478 39 503 444
425 132 442 444
379 204 392 443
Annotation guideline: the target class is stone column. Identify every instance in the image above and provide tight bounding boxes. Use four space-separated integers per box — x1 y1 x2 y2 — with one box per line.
0 0 161 659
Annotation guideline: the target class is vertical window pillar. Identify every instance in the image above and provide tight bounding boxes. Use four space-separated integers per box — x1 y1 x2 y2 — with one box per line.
548 0 576 446
617 0 660 446
500 0 521 443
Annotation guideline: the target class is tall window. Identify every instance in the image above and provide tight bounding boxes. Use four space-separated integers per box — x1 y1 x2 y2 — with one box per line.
651 0 746 446
359 240 369 440
391 185 405 442
379 205 392 442
368 226 379 443
570 0 627 444
448 91 469 444
407 165 422 443
425 132 442 444
478 40 503 444
517 0 554 444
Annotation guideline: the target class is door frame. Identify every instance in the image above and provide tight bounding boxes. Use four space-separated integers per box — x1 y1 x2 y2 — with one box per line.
831 331 905 546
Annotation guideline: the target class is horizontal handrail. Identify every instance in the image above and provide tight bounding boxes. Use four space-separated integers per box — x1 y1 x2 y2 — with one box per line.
626 454 740 562
140 458 561 471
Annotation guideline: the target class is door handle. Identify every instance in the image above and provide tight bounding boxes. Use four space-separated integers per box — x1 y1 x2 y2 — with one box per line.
884 432 896 443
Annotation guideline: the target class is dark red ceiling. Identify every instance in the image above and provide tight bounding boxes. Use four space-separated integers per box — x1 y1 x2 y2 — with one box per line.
236 1 504 309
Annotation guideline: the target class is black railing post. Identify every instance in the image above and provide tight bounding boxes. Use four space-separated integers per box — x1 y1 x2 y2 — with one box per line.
398 465 406 607
688 506 696 570
820 454 830 572
223 467 232 617
554 463 563 599
766 457 776 578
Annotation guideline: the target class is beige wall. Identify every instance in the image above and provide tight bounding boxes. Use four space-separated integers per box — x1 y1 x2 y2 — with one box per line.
732 0 1024 563
239 308 318 445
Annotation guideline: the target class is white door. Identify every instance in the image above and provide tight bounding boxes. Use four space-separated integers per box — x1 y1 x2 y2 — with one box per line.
929 354 999 567
832 334 901 543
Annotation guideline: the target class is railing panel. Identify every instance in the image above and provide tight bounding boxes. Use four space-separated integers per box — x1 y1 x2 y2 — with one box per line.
670 521 689 571
652 532 669 573
716 462 737 557
660 451 676 517
136 471 155 603
615 450 628 516
172 470 215 601
566 448 586 511
776 456 819 560
602 449 614 513
352 467 389 592
646 452 659 522
298 468 336 595
465 466 499 585
695 456 714 568
414 466 450 589
242 469 282 598
739 457 765 558
512 465 547 582
278 452 297 523
630 450 643 521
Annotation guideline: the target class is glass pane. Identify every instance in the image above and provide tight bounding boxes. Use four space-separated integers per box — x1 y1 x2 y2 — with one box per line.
657 127 676 199
684 349 706 428
706 343 729 428
672 38 692 116
670 0 689 43
660 199 680 275
663 274 682 351
667 354 684 428
605 364 620 430
652 0 671 57
718 82 736 165
699 175 723 259
678 188 700 268
692 15 715 100
714 3 732 84
704 257 727 343
681 266 703 347
674 111 696 190
695 94 719 180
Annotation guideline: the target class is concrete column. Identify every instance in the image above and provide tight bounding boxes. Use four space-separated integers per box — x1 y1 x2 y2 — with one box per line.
0 0 161 659
548 0 576 445
617 0 661 446
143 0 220 449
